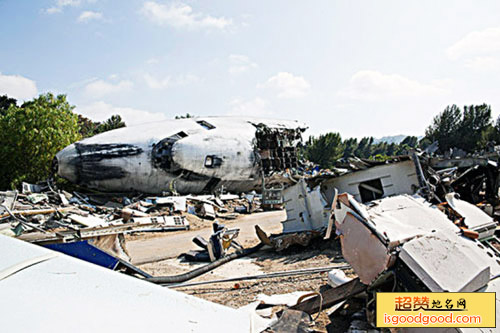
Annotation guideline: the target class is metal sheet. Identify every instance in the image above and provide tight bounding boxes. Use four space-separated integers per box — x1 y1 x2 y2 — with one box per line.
399 231 491 292
282 179 330 233
338 212 393 284
445 193 497 239
44 241 119 269
366 195 459 246
0 235 266 332
321 160 419 203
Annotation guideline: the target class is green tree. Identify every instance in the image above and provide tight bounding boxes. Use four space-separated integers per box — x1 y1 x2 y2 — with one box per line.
425 105 462 153
0 95 17 115
371 142 388 157
458 104 492 152
401 136 418 148
96 114 125 133
418 137 432 150
175 113 195 119
78 114 100 138
386 142 397 156
78 114 126 138
483 115 500 145
304 133 344 168
342 138 358 158
0 93 81 189
354 137 374 158
425 104 492 153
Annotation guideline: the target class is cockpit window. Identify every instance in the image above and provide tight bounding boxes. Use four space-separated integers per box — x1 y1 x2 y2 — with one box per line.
204 155 222 168
196 120 216 130
152 132 187 170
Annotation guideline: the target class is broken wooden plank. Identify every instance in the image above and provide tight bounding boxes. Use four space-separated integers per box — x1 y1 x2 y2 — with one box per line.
0 207 74 219
291 277 366 314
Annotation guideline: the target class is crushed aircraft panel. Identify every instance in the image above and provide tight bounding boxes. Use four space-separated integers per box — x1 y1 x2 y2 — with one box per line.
399 231 491 292
281 178 330 233
334 193 500 289
0 234 271 332
338 212 394 284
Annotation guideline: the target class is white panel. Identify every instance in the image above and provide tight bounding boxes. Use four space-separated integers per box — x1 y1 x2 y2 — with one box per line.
0 235 263 333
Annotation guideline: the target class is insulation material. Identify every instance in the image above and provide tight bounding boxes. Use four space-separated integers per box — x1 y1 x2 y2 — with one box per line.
68 214 106 228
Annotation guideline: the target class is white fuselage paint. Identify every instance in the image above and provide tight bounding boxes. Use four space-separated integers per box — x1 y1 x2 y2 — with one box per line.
55 116 306 194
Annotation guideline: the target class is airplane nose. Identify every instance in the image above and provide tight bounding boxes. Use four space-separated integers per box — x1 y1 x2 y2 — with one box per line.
54 143 79 183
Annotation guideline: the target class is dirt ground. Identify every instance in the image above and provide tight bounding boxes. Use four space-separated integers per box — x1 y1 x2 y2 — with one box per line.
138 234 357 332
125 210 285 264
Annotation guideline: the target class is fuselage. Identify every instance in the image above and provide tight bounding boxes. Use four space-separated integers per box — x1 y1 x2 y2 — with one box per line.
55 116 306 194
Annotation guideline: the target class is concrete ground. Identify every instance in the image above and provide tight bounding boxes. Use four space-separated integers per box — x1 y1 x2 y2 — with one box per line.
126 210 286 265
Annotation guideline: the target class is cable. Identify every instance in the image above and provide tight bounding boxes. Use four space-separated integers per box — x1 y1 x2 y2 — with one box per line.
145 242 264 284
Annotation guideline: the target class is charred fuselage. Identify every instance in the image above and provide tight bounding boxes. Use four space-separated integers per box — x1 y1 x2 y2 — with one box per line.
55 116 306 194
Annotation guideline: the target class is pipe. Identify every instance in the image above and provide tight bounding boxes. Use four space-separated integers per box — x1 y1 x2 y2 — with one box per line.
145 242 264 284
169 265 351 288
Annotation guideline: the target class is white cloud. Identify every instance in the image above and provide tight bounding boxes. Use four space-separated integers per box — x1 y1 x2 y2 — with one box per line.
84 79 133 98
44 0 97 15
337 70 451 100
143 73 201 90
144 74 170 89
228 97 271 117
258 72 311 99
77 11 103 23
175 74 201 86
76 101 168 126
141 2 232 30
447 27 500 71
447 27 500 60
0 72 38 101
45 7 62 14
465 56 500 71
57 0 81 6
228 54 258 74
146 57 160 65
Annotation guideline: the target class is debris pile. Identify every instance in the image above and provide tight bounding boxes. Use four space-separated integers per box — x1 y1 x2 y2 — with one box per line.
0 183 189 242
249 151 500 331
185 221 242 262
3 131 500 332
0 180 264 276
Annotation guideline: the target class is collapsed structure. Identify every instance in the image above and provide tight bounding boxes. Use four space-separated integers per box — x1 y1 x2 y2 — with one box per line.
255 151 500 331
276 152 500 238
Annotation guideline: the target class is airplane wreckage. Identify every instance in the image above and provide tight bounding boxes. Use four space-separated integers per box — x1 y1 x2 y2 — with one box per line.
3 116 500 331
54 116 306 194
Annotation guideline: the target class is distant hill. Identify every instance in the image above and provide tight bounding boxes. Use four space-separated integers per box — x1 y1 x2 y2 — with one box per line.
373 135 407 144
373 135 424 144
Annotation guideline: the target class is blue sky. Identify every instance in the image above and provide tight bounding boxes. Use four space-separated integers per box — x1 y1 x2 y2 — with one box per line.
1 0 500 138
